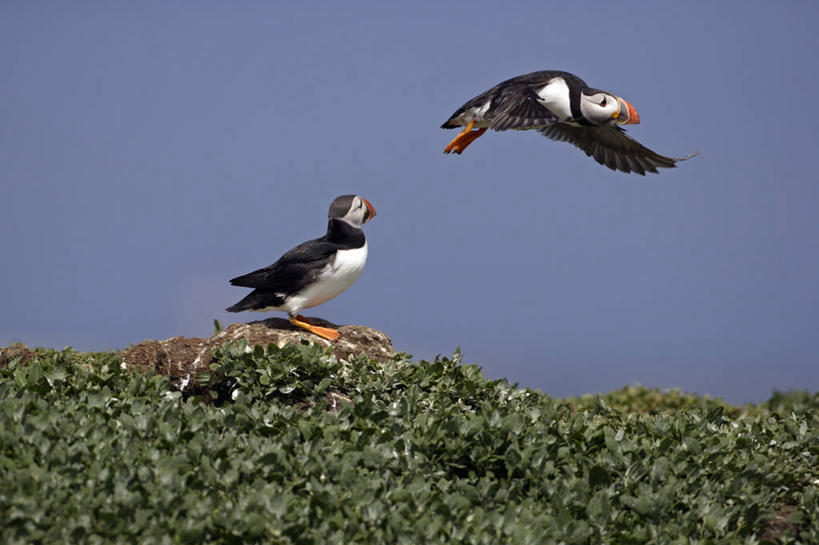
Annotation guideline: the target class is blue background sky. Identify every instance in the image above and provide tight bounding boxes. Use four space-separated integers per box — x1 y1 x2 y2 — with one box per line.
2 2 818 403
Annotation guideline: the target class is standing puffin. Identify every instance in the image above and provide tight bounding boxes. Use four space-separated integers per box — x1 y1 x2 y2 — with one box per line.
226 195 376 341
442 70 697 175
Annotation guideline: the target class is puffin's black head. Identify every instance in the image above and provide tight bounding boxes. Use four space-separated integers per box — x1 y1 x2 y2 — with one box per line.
580 87 641 126
329 195 376 227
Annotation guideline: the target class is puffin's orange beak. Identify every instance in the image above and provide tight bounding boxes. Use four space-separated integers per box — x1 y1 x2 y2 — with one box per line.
615 97 640 125
362 198 376 223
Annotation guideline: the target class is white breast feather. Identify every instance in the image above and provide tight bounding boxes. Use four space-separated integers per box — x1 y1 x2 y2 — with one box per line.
535 78 572 122
283 242 368 314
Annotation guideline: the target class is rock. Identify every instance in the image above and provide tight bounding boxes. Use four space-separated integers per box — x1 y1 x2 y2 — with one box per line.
0 342 34 367
119 317 394 394
214 318 394 363
761 505 803 543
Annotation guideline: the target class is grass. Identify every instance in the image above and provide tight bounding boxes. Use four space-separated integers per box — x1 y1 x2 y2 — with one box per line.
1 342 817 544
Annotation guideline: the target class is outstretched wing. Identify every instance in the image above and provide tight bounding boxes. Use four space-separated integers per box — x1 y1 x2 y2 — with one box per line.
441 71 565 131
490 87 559 131
539 124 698 175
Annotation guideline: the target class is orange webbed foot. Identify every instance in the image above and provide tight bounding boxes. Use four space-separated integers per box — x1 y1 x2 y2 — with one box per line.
290 315 340 341
443 120 487 154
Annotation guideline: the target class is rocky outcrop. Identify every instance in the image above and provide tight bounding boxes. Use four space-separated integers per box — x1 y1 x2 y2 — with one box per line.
119 318 394 394
0 342 35 368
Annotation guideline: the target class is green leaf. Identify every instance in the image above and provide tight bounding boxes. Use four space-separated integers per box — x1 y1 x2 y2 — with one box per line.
588 465 610 488
586 491 610 526
1 348 816 543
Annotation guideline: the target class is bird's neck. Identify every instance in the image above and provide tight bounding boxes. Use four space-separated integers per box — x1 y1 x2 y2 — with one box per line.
326 218 365 245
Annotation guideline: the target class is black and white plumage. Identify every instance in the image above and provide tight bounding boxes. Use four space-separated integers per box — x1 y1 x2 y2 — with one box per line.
442 70 697 175
226 195 376 341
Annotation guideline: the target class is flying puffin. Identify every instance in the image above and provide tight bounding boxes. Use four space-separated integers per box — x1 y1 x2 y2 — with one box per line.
226 195 376 341
441 70 697 175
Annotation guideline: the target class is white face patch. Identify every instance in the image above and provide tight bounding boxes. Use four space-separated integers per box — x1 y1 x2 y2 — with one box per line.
579 92 620 124
535 78 572 121
340 196 368 227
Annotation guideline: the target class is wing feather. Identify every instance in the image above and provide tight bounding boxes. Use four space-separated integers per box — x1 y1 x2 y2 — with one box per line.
538 124 698 175
442 70 570 129
490 89 558 131
229 238 338 291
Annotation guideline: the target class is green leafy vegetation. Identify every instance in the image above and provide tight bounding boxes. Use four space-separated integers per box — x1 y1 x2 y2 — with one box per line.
1 343 817 544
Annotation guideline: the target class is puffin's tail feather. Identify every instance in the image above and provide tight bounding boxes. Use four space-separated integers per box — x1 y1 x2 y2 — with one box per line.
225 301 249 313
225 290 284 313
441 106 467 129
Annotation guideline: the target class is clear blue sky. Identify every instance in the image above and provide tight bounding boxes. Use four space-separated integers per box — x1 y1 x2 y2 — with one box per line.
2 2 818 403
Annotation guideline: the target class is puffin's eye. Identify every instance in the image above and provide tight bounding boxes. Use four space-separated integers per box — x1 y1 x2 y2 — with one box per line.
599 97 607 107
